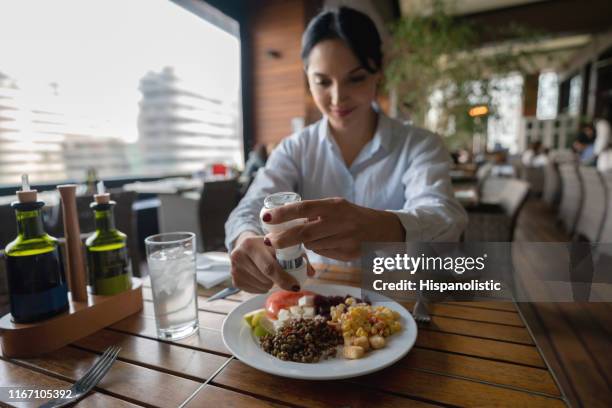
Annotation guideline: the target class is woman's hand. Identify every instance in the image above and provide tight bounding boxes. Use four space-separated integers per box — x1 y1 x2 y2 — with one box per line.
262 197 405 261
229 231 314 293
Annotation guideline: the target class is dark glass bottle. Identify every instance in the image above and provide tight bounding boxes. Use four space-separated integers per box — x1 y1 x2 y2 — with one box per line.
85 199 132 295
5 200 69 323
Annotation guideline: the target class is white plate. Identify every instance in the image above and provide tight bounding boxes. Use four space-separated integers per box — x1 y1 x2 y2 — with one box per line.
222 284 418 380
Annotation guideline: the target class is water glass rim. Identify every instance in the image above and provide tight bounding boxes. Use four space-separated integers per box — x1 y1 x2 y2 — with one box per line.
145 231 195 246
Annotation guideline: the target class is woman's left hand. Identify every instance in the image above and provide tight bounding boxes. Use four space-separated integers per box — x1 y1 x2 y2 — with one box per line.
262 197 405 262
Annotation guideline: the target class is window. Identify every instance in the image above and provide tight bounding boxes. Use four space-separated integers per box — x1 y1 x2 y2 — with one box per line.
536 71 558 120
486 74 524 153
568 74 582 116
0 0 242 185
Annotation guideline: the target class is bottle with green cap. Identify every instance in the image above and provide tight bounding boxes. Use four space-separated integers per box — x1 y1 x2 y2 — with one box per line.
5 174 69 323
85 181 132 295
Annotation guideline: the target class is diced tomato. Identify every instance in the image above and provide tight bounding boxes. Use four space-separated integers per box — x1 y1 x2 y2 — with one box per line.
265 290 315 318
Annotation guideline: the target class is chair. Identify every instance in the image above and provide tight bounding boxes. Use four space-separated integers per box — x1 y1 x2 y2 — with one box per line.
480 176 510 204
599 171 612 243
558 163 583 235
110 190 140 277
0 253 6 314
464 179 530 242
157 192 202 251
593 172 612 281
574 167 606 242
0 204 17 250
543 161 561 208
510 157 524 180
47 191 141 277
198 179 239 251
476 162 493 194
522 166 545 197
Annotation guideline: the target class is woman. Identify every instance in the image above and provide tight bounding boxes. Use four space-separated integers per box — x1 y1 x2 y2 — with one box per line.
225 7 467 293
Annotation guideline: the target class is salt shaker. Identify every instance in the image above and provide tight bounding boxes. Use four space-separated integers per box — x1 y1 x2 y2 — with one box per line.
260 192 309 286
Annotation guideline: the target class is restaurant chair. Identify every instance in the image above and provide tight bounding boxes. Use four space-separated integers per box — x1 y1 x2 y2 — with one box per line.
479 176 510 204
0 253 7 314
0 204 17 249
464 179 530 241
476 162 493 193
594 171 612 245
0 203 13 300
510 157 524 180
110 190 141 277
50 191 141 277
592 171 612 292
43 195 94 237
543 161 561 209
558 163 583 235
574 167 606 242
569 168 608 301
157 192 203 252
522 166 544 197
198 179 239 251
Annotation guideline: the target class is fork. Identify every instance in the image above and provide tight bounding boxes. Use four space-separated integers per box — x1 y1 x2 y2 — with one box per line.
412 299 431 324
39 346 121 408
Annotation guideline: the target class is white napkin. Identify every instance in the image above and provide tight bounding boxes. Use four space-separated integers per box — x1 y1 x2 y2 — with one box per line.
196 252 231 289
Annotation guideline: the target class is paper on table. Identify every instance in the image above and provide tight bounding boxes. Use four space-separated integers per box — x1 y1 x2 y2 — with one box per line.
196 252 231 289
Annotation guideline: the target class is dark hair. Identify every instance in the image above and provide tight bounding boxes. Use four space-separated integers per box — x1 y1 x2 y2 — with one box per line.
301 7 382 73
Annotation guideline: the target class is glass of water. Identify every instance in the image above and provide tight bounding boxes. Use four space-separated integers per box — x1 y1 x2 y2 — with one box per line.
145 232 199 340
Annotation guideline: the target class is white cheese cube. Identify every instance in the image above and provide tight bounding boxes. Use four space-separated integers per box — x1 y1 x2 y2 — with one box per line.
273 319 285 331
302 306 315 317
298 295 314 307
289 306 303 316
277 309 291 322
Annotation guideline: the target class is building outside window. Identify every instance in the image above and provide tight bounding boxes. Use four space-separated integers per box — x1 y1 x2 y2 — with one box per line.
0 0 242 186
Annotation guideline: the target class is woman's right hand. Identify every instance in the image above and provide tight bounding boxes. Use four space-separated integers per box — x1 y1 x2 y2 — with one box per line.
229 231 301 293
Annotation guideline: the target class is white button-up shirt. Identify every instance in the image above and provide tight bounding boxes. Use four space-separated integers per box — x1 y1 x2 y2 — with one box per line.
225 112 468 266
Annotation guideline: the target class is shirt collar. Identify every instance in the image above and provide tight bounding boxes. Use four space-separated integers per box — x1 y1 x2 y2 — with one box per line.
318 110 393 155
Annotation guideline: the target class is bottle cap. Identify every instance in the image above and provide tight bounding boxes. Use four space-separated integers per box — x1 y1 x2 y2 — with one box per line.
16 174 37 203
94 180 110 204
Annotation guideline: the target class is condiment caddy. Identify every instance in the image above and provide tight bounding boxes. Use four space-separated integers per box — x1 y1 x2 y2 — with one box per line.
0 176 143 358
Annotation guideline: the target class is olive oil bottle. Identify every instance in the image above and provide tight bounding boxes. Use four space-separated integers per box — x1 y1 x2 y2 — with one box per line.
85 181 132 295
5 175 69 323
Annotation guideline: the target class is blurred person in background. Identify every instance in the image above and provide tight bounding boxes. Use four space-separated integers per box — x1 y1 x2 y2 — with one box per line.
573 122 596 164
522 141 539 165
522 141 548 167
534 147 549 167
239 143 269 195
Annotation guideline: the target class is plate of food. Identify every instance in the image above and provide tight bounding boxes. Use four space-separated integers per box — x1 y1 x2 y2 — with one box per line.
222 284 417 380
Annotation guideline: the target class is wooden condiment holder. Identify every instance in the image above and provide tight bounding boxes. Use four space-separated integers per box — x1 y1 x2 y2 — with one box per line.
0 184 143 358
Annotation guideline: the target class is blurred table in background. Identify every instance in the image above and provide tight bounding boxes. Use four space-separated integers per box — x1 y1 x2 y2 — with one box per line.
122 177 203 195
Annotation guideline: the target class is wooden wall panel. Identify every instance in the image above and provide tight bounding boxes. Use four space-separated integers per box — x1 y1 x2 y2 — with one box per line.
249 0 308 146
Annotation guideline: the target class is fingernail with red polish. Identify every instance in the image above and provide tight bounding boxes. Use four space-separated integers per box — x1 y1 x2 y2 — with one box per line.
291 285 300 292
262 212 271 222
263 237 271 246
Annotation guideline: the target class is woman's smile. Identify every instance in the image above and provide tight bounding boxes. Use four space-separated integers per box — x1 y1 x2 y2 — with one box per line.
330 106 356 118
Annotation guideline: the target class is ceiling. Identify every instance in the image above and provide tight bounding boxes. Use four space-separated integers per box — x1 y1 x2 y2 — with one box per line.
398 0 547 16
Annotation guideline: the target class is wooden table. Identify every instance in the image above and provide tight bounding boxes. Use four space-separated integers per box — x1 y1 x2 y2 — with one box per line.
1 277 567 407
